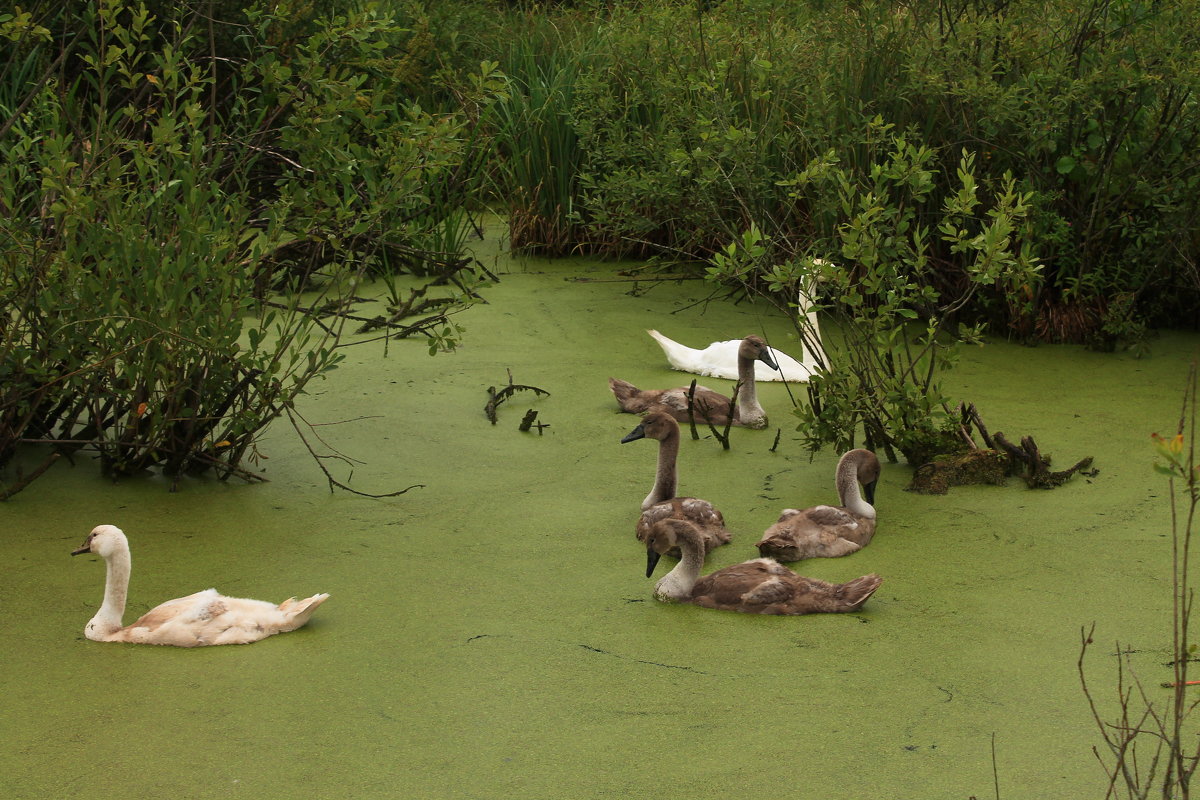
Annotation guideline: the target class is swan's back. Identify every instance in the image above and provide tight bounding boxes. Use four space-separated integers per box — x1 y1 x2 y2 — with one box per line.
636 498 730 554
115 590 330 647
756 506 874 561
690 561 881 615
647 330 813 382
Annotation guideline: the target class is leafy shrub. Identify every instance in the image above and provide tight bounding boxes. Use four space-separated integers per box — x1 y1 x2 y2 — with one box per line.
0 0 501 496
472 0 1200 340
709 123 1042 464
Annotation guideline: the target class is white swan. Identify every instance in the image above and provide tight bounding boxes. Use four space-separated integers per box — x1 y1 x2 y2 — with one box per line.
646 283 824 382
647 329 814 382
71 524 329 646
610 335 779 428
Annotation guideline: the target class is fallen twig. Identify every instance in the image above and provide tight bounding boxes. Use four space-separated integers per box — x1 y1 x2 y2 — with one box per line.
484 369 550 424
285 406 423 498
0 452 61 501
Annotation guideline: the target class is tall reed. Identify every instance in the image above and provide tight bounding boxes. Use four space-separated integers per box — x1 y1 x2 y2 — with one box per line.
486 14 596 254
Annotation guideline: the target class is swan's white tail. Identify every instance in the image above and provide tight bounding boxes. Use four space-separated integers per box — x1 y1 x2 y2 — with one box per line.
277 593 330 630
647 328 690 362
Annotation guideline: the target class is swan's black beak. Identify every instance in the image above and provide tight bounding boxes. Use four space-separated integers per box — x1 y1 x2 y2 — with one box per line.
71 543 91 556
621 423 646 444
646 547 662 578
758 348 780 371
863 479 877 506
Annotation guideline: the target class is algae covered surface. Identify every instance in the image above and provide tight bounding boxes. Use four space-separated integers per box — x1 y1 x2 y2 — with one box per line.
2 232 1196 799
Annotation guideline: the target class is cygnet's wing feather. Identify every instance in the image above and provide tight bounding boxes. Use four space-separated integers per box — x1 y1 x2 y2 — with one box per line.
691 559 788 607
805 505 859 528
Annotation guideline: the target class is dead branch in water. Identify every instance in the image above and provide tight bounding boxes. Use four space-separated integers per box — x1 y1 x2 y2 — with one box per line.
685 379 737 450
993 432 1095 489
909 403 1096 493
286 406 424 498
518 409 550 435
0 452 61 501
484 370 550 424
685 380 700 440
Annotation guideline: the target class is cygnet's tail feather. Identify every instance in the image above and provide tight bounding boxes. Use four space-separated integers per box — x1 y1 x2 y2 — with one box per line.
837 574 882 611
278 592 330 630
608 377 650 412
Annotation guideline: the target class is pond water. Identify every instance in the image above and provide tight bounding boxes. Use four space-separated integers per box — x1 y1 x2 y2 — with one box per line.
3 229 1197 799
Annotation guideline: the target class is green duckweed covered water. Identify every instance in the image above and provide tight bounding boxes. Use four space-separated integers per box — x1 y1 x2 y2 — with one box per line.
2 232 1196 799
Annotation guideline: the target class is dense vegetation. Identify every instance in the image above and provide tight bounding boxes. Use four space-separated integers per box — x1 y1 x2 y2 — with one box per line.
466 0 1199 460
0 0 500 494
2 0 1197 493
476 0 1200 341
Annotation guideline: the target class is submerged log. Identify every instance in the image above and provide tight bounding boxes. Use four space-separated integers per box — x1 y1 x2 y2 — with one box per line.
908 450 1012 494
908 404 1096 493
992 432 1096 490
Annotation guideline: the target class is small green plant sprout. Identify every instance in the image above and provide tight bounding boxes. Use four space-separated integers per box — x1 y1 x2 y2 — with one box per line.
1151 432 1189 479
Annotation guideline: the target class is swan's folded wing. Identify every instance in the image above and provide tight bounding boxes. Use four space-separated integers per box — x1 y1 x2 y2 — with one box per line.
740 577 792 606
125 589 221 631
805 505 858 528
692 559 786 606
678 498 724 526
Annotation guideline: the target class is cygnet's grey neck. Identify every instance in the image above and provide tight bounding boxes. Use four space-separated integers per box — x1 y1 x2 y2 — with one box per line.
643 427 680 509
736 351 765 424
654 533 705 601
837 457 875 519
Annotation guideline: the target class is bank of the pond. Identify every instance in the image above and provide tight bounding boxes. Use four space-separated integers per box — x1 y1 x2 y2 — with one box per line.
2 229 1195 799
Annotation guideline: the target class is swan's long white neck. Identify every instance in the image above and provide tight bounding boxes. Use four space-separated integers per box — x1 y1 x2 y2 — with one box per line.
836 456 875 519
654 531 705 601
90 545 130 638
644 428 679 510
797 279 826 365
735 351 766 425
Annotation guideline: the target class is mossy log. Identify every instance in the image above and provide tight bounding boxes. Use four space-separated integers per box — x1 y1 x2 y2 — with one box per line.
908 449 1013 494
992 432 1096 490
907 404 1096 493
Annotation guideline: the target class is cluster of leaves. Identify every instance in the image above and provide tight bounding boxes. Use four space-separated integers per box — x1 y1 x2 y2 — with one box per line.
709 123 1042 464
0 0 502 496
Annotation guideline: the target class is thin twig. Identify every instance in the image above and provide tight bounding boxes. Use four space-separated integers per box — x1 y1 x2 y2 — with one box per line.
0 452 61 501
285 406 422 498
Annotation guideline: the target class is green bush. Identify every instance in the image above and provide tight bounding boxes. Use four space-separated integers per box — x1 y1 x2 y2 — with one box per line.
470 0 1200 340
709 123 1042 464
0 0 501 496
